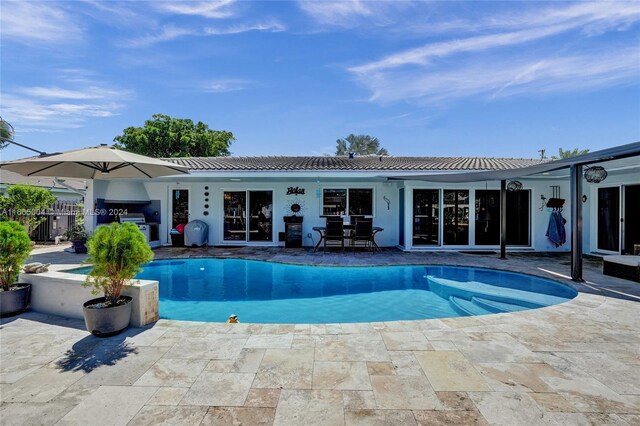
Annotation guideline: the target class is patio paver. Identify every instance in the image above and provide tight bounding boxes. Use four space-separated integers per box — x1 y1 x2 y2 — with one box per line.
1 247 639 425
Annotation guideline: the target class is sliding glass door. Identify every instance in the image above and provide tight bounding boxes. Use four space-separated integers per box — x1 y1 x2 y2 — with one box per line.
248 191 273 241
623 185 640 254
223 190 273 242
475 190 500 245
506 191 530 246
474 190 529 246
598 187 620 252
223 191 247 241
443 190 469 245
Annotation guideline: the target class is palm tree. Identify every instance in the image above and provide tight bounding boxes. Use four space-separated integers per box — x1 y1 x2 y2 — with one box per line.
335 134 388 156
552 147 590 159
0 117 15 150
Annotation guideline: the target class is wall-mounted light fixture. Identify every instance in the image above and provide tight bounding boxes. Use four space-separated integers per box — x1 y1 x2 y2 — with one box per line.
583 166 607 183
506 180 523 192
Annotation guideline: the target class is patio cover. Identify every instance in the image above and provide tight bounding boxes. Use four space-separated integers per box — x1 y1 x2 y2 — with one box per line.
386 141 640 183
386 141 640 282
0 145 189 179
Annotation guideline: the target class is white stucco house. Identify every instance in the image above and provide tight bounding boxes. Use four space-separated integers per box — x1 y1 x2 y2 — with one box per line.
84 142 640 257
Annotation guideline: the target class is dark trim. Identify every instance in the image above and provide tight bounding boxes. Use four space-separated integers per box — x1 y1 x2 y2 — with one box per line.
26 162 63 176
164 165 191 175
130 163 152 178
570 164 584 282
500 180 507 259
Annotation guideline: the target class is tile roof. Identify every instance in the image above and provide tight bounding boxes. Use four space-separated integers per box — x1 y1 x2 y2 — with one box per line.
166 156 545 172
0 170 86 190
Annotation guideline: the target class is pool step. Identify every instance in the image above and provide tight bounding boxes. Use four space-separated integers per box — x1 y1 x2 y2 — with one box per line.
428 276 561 309
471 297 529 313
449 296 493 317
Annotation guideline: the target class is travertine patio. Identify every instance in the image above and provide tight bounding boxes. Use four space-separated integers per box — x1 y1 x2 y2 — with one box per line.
1 247 639 425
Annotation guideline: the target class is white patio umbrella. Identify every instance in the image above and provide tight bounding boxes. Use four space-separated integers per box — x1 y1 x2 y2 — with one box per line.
0 144 189 179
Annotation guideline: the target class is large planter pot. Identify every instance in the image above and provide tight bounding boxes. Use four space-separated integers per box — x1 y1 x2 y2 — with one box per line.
83 296 133 337
0 284 31 317
71 239 87 254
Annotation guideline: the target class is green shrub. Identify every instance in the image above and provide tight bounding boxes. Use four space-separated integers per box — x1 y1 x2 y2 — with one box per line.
0 221 32 291
1 184 56 235
84 223 153 306
65 223 88 241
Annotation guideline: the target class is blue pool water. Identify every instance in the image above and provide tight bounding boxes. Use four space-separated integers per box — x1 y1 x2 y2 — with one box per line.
70 259 577 323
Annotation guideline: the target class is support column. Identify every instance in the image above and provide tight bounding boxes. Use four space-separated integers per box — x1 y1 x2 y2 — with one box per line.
500 179 507 259
570 164 584 281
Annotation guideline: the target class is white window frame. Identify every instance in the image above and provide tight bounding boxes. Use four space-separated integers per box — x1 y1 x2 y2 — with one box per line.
220 188 275 244
321 187 375 217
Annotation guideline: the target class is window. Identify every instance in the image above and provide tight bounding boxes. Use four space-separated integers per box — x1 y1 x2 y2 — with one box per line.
322 188 373 216
322 189 346 216
348 189 373 215
413 189 439 245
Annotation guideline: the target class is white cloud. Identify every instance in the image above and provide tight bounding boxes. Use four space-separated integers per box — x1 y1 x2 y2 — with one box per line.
348 2 640 105
298 0 372 24
124 25 199 47
350 23 578 74
203 21 286 35
0 1 83 44
360 48 640 105
126 21 285 47
203 79 250 93
401 2 640 37
3 74 129 131
297 0 408 28
154 0 236 19
19 86 122 100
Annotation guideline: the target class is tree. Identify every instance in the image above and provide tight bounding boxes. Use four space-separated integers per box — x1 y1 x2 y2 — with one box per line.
0 184 56 236
0 117 15 150
114 113 234 158
552 148 590 159
335 134 388 156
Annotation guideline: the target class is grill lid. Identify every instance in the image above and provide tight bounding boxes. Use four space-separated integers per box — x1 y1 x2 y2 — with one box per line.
119 213 146 224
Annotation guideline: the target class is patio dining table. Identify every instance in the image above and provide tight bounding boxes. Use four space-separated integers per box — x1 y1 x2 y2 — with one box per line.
312 225 384 253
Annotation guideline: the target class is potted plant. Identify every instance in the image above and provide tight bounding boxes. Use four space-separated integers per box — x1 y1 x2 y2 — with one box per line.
0 221 33 317
83 222 153 337
65 223 88 254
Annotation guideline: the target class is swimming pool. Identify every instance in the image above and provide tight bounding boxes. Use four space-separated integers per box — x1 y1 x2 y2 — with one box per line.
70 258 577 323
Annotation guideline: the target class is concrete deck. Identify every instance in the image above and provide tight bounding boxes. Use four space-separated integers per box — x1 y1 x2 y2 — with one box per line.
1 247 639 425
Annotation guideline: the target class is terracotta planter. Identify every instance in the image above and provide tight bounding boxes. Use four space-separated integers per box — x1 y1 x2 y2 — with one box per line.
83 296 132 337
0 284 31 317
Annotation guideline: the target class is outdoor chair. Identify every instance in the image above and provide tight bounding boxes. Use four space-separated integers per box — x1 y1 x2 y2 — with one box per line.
324 217 345 251
352 219 374 252
349 215 366 225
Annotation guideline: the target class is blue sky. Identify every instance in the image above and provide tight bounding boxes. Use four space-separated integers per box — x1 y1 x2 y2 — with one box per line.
1 1 639 161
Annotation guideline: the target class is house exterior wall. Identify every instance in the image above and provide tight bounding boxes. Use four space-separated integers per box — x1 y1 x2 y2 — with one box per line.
87 176 576 251
401 179 572 252
584 169 640 254
141 179 401 248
